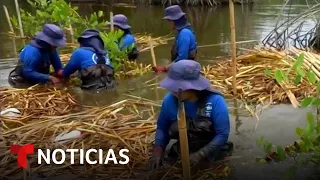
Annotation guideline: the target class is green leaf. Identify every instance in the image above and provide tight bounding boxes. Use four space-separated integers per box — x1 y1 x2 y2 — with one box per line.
312 98 320 107
265 68 271 77
256 136 265 147
294 75 302 86
297 68 305 77
299 142 307 152
277 145 286 160
293 53 304 71
98 11 103 17
307 112 314 129
258 159 267 164
317 82 320 92
274 70 283 84
295 127 304 137
36 10 43 17
284 166 297 180
264 142 272 153
301 97 313 108
306 70 316 84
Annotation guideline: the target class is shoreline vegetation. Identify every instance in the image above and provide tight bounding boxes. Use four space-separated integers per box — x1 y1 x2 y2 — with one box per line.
85 0 256 6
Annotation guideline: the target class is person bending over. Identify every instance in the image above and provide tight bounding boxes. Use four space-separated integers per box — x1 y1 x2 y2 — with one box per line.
60 29 115 90
8 24 66 88
148 60 232 170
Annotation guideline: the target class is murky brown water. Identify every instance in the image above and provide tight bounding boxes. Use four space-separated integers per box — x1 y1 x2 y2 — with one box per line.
0 0 318 179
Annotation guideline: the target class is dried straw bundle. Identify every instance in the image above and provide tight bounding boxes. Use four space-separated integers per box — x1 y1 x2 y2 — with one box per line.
135 34 174 52
0 86 161 179
202 47 320 106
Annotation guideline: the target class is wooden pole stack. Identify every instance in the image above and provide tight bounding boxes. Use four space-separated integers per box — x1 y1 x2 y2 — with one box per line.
229 0 237 96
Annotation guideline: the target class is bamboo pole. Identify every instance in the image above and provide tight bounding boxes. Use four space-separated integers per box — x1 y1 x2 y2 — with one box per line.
229 0 237 97
69 24 75 44
177 90 191 180
3 6 14 34
110 12 114 32
148 36 159 101
148 36 157 66
14 0 24 38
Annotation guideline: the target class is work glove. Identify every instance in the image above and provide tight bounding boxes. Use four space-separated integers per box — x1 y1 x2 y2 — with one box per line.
147 146 164 170
49 76 61 85
190 144 219 167
56 70 63 78
152 66 168 73
189 151 204 167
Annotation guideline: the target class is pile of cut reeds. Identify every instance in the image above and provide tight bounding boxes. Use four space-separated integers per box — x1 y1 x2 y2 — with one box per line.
0 85 233 179
0 85 82 117
135 33 174 52
202 47 320 106
0 85 160 179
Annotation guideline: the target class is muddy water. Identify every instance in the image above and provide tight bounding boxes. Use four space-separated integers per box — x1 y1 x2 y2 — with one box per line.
0 0 318 179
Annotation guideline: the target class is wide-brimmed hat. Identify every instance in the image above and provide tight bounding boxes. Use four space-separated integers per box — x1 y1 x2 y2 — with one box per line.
78 29 103 43
109 14 131 29
35 24 66 47
163 5 186 21
160 60 218 93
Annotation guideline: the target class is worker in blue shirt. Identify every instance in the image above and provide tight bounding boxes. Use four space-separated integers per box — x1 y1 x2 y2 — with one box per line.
152 5 197 73
8 24 66 88
110 14 139 61
148 60 232 170
60 29 116 90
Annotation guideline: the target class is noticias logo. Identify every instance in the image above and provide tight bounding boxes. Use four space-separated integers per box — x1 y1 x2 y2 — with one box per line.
10 144 130 169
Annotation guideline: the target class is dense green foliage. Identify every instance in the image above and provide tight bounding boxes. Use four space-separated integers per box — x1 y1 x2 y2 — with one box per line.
10 0 106 38
258 54 320 179
9 0 132 71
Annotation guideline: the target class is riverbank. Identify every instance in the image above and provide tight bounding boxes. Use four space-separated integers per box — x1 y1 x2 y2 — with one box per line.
101 0 256 6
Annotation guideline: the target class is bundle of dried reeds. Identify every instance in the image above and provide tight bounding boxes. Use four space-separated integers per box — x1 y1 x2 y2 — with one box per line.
0 86 161 179
135 33 174 52
0 85 82 117
116 61 152 78
202 47 320 106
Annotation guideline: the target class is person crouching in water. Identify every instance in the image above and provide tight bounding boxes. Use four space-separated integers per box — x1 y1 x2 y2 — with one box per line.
8 24 66 88
60 29 116 90
152 5 197 73
148 60 233 170
110 14 139 61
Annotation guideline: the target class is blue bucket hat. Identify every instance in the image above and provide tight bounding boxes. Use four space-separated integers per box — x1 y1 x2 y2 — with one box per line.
35 24 66 47
163 5 186 21
78 29 103 43
109 14 131 30
160 60 218 93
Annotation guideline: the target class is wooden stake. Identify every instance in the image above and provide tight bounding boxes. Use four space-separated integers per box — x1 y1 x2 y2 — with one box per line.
148 36 159 101
177 91 191 180
14 0 24 38
3 6 14 34
110 12 114 32
229 0 237 96
148 36 157 66
69 24 75 44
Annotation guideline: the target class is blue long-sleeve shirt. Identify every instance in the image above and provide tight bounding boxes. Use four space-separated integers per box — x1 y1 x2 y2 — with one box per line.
62 48 112 77
19 45 63 83
118 34 136 51
173 28 197 62
155 93 230 149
